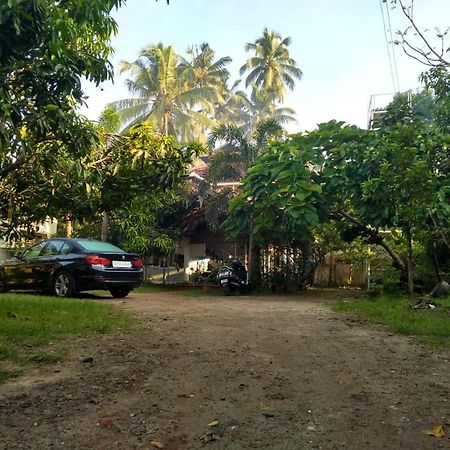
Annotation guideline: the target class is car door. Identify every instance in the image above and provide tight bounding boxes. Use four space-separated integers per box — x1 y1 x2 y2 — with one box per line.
15 241 47 288
34 240 65 289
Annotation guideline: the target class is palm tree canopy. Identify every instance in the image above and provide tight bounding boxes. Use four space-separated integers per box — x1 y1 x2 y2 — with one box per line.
240 28 302 102
182 43 231 90
206 120 284 184
109 43 216 141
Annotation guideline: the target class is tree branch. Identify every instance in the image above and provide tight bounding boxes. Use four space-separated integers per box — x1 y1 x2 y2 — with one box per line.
334 208 406 271
397 0 450 66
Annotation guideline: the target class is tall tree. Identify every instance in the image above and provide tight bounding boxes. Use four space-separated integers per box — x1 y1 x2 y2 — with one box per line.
182 43 231 95
240 28 303 103
110 43 215 141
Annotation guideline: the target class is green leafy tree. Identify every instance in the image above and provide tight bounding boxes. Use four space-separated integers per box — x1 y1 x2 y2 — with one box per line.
0 0 127 239
0 0 125 181
207 120 284 184
421 67 450 133
225 113 450 292
2 122 200 241
219 85 296 137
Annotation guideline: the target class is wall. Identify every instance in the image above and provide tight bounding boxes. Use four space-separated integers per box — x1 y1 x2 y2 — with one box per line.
313 253 367 288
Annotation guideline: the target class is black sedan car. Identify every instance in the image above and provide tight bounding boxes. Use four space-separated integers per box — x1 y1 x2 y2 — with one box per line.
0 238 144 298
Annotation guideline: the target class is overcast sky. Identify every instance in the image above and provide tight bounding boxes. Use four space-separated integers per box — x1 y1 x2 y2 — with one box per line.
80 0 450 132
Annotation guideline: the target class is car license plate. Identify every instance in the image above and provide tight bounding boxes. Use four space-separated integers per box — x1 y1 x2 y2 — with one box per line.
112 260 132 268
220 279 227 284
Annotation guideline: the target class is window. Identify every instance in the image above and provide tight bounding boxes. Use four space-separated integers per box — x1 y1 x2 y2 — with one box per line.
42 241 64 256
59 243 71 255
22 242 46 258
77 240 125 253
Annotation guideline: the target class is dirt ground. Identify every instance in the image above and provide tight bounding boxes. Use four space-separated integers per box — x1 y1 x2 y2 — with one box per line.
0 290 449 450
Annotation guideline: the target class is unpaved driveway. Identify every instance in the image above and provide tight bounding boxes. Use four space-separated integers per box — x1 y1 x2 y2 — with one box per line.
0 291 449 450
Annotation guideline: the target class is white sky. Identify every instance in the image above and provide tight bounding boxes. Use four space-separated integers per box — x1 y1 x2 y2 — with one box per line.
80 0 450 132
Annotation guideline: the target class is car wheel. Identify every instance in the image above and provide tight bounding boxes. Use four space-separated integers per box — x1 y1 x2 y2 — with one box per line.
53 271 75 298
109 288 131 298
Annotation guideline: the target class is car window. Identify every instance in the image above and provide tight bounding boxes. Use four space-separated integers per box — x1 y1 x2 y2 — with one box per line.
22 242 46 258
42 241 64 256
77 240 125 253
59 243 71 255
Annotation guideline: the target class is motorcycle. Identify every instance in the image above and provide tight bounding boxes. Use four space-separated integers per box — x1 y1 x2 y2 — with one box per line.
217 259 249 295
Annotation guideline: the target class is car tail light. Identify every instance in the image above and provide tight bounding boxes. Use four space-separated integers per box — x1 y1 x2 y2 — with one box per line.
85 255 111 266
132 258 143 268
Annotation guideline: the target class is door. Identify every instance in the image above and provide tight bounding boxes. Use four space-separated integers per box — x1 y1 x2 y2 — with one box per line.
34 240 66 288
16 241 47 288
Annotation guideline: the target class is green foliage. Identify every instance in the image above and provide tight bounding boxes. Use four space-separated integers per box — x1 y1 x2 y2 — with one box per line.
207 121 283 184
99 107 121 133
0 0 127 239
421 66 450 133
113 194 177 256
201 120 283 232
225 92 450 291
0 0 124 174
371 269 403 294
111 34 300 142
224 121 370 244
2 120 199 240
226 138 322 244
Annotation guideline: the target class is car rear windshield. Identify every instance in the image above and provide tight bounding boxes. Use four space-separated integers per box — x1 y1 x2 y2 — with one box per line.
77 240 125 253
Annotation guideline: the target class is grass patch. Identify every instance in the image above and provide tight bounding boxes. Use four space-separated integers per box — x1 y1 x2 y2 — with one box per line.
330 294 450 347
0 292 135 379
0 368 23 382
27 348 68 363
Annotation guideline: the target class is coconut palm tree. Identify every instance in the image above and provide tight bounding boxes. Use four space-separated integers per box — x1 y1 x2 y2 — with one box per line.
214 80 252 128
182 43 231 93
109 43 215 141
179 43 232 138
206 120 284 184
240 28 302 103
236 85 297 135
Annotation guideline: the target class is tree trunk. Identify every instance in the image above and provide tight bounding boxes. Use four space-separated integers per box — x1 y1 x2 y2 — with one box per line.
248 230 261 287
432 246 444 283
7 196 13 222
405 228 414 294
336 209 406 273
64 214 73 238
162 258 167 284
101 211 109 242
378 239 406 273
328 252 334 287
163 112 169 136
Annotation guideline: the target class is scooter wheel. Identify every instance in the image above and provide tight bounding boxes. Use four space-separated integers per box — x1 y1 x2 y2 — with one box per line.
222 284 232 296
